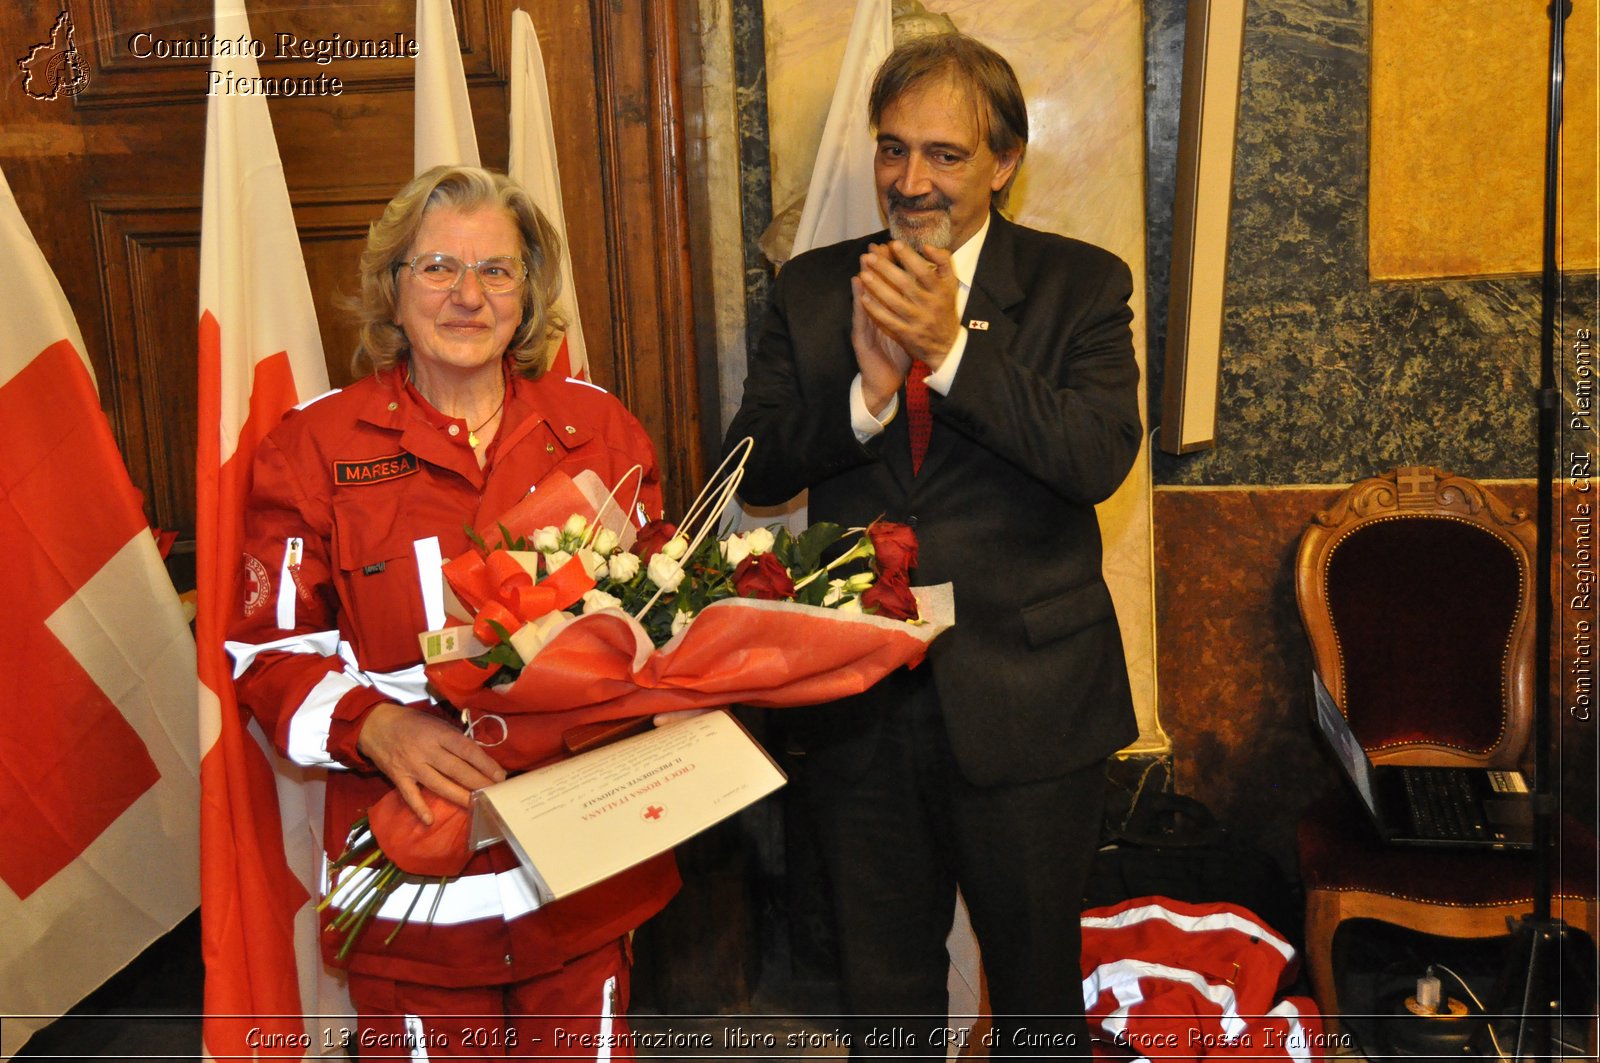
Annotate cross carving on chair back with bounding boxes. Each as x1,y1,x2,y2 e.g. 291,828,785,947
1395,468,1436,507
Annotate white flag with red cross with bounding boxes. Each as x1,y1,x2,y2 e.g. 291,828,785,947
413,0,480,174
508,8,588,380
0,162,199,1057
791,0,893,256
197,0,346,1058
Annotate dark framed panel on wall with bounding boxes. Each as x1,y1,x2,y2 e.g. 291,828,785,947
1159,0,1246,456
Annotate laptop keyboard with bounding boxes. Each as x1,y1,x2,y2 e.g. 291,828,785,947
1403,769,1485,840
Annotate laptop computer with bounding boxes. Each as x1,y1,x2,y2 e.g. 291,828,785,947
1310,670,1534,851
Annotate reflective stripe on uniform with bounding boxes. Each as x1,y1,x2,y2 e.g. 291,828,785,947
229,631,433,767
1084,958,1247,1040
225,629,341,679
284,648,432,768
285,669,361,769
404,1014,429,1063
1265,1000,1313,1063
322,857,546,925
1081,902,1295,962
414,536,445,631
597,975,617,1063
337,641,431,705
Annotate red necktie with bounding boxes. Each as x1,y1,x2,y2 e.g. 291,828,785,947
907,362,932,474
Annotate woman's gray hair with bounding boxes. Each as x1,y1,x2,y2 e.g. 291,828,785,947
351,166,565,377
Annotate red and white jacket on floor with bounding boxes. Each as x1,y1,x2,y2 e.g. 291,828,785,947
226,365,680,987
1081,898,1326,1062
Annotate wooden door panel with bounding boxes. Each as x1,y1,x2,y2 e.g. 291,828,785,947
290,192,400,388
92,201,201,539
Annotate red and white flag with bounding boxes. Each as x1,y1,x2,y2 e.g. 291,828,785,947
413,0,480,173
508,8,588,380
197,0,344,1058
0,163,199,1060
732,0,889,527
790,0,893,257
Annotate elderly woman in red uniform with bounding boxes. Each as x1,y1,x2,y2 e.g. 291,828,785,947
226,165,678,1058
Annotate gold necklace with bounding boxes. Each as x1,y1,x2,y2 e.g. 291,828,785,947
467,390,506,448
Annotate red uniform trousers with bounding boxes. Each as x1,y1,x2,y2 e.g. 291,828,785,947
349,937,638,1061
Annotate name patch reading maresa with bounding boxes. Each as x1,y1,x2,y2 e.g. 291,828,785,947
333,452,420,486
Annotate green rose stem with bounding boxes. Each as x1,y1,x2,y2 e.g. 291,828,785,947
791,536,874,592
319,817,448,960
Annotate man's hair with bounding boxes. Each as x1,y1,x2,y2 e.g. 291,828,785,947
868,33,1028,202
351,165,564,377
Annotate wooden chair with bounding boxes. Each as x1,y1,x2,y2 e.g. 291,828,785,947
1293,466,1596,1024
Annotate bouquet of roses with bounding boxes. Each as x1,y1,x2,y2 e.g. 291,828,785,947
323,442,952,952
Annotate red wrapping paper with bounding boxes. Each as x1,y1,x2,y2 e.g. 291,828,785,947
367,470,952,876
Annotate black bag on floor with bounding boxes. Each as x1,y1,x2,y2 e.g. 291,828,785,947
1083,791,1302,948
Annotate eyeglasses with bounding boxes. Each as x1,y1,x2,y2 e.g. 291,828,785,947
400,252,528,294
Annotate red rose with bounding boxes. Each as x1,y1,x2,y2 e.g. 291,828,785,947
733,552,797,600
861,570,919,621
867,520,919,579
633,520,679,561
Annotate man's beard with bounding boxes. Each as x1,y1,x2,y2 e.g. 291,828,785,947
885,188,954,251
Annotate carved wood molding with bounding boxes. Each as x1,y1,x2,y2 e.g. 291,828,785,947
1312,465,1532,531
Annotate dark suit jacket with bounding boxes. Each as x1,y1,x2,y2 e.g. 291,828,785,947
726,212,1142,786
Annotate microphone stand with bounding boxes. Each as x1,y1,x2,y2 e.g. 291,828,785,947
1473,2,1581,1059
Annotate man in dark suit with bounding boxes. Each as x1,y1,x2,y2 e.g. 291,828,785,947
726,32,1141,1057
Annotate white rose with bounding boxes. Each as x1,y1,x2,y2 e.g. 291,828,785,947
608,551,642,583
545,549,573,573
581,588,622,614
533,526,561,553
563,513,589,537
720,533,751,568
744,527,776,555
671,608,694,636
647,552,684,592
662,535,689,561
592,528,620,556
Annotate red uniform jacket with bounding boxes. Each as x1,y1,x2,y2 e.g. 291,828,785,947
1080,898,1324,1061
227,366,680,987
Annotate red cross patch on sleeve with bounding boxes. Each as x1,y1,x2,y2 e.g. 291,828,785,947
242,553,271,616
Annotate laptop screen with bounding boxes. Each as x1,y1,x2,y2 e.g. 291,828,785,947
1311,670,1377,813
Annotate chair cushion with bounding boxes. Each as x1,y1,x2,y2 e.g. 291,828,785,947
1298,789,1597,905
1327,517,1520,753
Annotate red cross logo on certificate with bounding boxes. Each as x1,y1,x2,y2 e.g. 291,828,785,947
642,805,665,821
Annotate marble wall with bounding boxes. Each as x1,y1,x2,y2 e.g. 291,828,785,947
1150,0,1597,488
